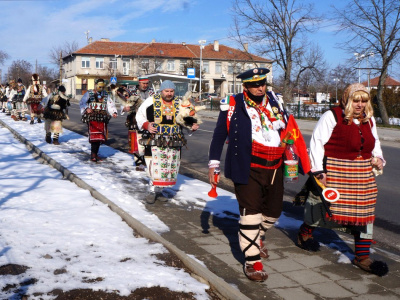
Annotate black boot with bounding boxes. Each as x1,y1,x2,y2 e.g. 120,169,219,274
45,133,52,144
30,119,34,125
37,118,42,123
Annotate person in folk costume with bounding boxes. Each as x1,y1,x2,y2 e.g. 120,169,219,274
136,80,199,204
5,81,15,115
80,78,118,162
295,83,388,276
23,74,48,124
0,84,7,112
9,78,27,121
115,85,145,169
128,76,155,168
43,85,70,145
208,68,290,282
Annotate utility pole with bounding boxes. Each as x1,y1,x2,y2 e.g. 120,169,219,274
59,51,63,86
35,59,38,73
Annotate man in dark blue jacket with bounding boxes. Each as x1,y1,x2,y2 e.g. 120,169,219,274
208,68,288,282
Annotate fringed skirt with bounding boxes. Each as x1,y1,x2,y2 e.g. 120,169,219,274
326,156,377,226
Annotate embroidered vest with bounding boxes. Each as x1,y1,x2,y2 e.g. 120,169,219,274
152,94,181,135
324,106,375,160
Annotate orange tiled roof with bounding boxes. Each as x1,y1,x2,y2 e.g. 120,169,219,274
73,40,270,62
362,76,400,87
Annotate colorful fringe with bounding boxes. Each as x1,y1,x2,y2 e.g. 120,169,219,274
326,156,377,225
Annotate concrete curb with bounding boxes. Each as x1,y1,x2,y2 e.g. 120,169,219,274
0,119,251,300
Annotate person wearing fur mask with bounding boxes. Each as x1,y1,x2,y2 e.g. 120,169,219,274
296,83,388,277
43,85,70,145
23,74,48,124
115,86,146,168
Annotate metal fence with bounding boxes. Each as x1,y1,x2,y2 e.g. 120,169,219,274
285,103,335,120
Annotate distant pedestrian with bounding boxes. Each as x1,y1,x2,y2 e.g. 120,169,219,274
80,78,118,162
208,68,290,282
23,74,48,124
296,83,388,276
10,78,27,121
43,85,70,145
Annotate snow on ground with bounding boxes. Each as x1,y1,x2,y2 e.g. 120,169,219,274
0,114,219,299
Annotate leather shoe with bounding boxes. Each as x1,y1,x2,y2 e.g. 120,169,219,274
244,262,268,282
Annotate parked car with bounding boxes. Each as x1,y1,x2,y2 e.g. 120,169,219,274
201,93,219,100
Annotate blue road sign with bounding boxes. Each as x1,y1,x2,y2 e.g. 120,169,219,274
187,68,195,79
110,76,117,84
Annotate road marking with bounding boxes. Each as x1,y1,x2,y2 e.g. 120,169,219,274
196,129,214,133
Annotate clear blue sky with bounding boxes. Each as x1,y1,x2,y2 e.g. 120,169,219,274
0,0,381,81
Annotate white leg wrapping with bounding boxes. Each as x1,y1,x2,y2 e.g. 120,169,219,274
239,213,262,262
260,215,278,239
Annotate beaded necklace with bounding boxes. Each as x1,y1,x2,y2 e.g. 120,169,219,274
243,91,280,131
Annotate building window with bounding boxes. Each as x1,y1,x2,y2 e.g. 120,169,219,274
155,59,163,72
167,60,175,71
95,58,104,69
179,60,187,73
81,57,90,68
141,58,149,71
123,58,130,75
203,61,209,74
246,63,253,70
229,81,242,94
109,58,117,70
215,61,222,74
229,63,242,75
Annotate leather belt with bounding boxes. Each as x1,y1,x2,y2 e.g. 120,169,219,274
251,155,281,167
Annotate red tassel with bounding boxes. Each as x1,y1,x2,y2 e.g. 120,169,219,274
253,261,263,271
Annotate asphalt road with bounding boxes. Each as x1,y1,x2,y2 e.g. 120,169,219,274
64,102,400,255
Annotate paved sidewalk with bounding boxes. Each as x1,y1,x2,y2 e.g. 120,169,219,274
1,113,400,300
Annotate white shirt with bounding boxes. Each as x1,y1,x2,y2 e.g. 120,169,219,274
310,110,384,172
245,98,284,147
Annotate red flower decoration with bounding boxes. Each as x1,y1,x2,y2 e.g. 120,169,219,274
253,261,263,271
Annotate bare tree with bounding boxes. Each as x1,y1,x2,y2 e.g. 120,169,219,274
49,41,80,66
231,0,322,103
0,50,10,66
334,0,400,124
7,60,33,84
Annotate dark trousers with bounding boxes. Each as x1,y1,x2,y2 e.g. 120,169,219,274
234,166,283,217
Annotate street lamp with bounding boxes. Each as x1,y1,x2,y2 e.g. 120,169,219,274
333,78,339,103
354,52,365,83
365,52,374,92
198,40,206,96
354,52,374,86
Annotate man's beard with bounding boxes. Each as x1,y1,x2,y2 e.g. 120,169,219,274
162,94,174,101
